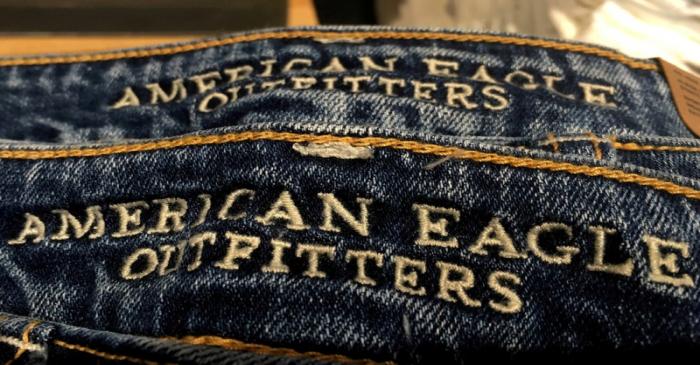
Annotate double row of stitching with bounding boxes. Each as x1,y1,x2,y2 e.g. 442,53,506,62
540,134,700,154
611,139,700,153
0,30,658,71
0,130,698,201
171,335,394,365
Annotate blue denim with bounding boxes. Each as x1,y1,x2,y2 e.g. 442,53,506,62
0,26,698,364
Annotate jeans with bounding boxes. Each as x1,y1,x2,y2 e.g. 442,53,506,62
0,26,697,364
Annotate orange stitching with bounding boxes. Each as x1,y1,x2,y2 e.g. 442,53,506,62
5,320,40,365
53,340,160,365
0,130,699,201
611,139,700,153
546,133,560,153
169,335,394,365
587,132,603,160
539,134,700,154
0,30,658,71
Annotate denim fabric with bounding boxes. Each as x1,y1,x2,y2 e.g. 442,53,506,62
0,26,698,364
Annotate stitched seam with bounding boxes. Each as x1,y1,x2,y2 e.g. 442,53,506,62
537,135,606,146
170,335,394,365
539,135,700,153
0,30,658,71
53,340,160,365
611,140,700,152
4,321,40,365
0,131,698,201
0,336,43,355
546,133,560,153
586,132,603,160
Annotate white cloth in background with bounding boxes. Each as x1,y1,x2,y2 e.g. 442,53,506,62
376,0,700,72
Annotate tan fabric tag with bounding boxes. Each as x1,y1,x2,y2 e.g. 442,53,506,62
658,59,700,136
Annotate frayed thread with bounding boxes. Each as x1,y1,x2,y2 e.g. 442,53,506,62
293,142,374,159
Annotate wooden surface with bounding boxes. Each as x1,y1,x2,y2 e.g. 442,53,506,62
287,0,319,27
0,0,318,57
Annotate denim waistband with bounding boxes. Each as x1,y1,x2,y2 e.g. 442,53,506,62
0,27,698,364
0,26,689,145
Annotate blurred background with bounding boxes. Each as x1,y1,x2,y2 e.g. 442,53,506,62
0,0,697,72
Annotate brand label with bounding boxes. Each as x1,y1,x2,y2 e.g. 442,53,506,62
109,56,618,113
5,189,694,315
658,59,700,136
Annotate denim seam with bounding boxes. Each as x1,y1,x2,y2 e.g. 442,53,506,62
587,132,604,160
537,135,607,146
0,336,43,362
170,335,394,365
6,321,41,365
539,134,700,153
611,138,700,152
546,133,560,153
52,335,392,365
52,340,160,365
0,30,658,71
0,130,697,201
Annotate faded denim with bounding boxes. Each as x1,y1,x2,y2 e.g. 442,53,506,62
0,26,698,364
